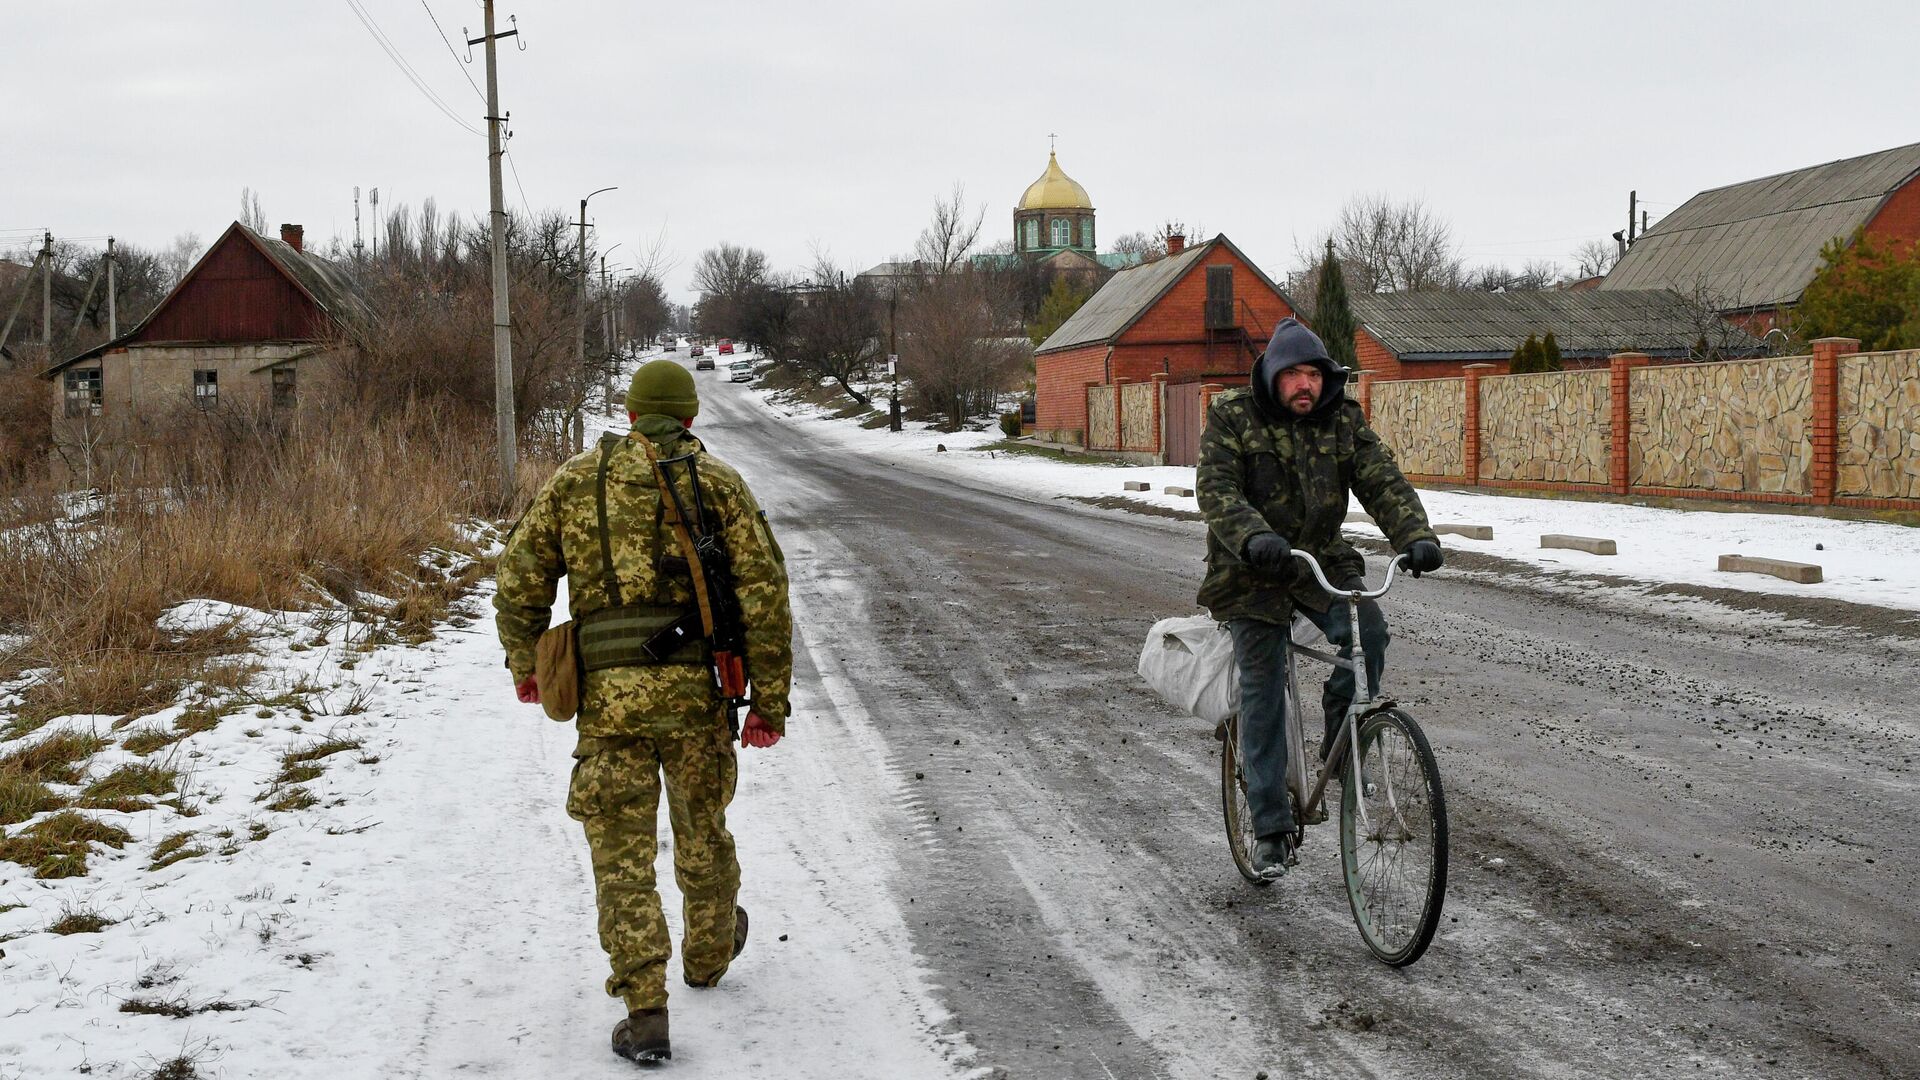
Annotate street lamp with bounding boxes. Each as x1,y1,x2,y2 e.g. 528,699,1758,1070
575,188,616,444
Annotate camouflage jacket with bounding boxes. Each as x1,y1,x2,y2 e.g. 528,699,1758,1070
1196,389,1435,621
494,420,793,736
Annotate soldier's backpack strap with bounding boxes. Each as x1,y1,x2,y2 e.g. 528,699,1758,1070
640,436,719,644
595,433,624,608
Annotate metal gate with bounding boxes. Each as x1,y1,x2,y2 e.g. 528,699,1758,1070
1164,381,1205,467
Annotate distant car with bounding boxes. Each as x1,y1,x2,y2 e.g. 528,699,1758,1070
729,360,753,382
718,339,734,355
695,357,715,371
690,344,705,357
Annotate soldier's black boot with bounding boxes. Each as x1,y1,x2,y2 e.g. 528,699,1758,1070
612,1008,670,1066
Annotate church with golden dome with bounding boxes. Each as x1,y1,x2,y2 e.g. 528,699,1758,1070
1011,147,1138,273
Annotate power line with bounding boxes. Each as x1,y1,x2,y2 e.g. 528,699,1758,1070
343,0,483,137
421,0,487,105
503,147,535,220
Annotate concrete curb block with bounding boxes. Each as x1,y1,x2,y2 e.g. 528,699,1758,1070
1718,554,1823,583
1122,481,1150,492
1435,524,1494,540
1541,533,1617,555
1164,486,1195,498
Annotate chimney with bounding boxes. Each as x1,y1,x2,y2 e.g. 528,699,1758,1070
1166,232,1185,255
280,223,304,252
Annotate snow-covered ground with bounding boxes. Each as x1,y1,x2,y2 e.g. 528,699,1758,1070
0,353,984,1079
743,378,1920,612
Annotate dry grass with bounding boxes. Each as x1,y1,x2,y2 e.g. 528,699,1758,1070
0,765,63,826
0,729,110,784
0,810,133,878
149,830,207,870
46,900,116,935
80,761,178,802
263,787,317,813
122,723,184,756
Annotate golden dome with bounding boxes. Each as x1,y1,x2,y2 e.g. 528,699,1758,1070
1017,152,1092,210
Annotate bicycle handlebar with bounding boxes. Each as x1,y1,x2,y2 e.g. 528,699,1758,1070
1291,548,1409,601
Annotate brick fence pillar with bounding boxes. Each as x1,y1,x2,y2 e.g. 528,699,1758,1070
1199,382,1226,430
1149,372,1168,457
1462,364,1496,485
1809,336,1860,505
1353,370,1372,423
1608,352,1651,495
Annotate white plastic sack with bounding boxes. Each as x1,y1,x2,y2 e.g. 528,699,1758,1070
1138,615,1240,723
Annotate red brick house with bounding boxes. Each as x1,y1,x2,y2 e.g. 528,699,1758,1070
1599,141,1920,332
1032,233,1297,444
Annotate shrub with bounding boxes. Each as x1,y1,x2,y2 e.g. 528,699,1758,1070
999,411,1022,438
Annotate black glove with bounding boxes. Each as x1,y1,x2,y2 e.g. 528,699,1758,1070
1404,539,1443,577
1244,532,1293,570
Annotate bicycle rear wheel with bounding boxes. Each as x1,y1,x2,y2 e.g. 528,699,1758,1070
1219,714,1271,886
1339,707,1448,965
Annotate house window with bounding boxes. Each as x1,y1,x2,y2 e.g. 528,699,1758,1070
1023,218,1039,250
1082,219,1093,249
64,368,103,418
1051,218,1072,247
272,366,297,410
193,369,218,410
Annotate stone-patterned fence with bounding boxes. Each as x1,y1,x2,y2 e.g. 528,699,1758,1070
1630,356,1813,494
1479,369,1611,485
1120,381,1160,452
1086,385,1118,451
1358,338,1919,513
1838,349,1920,499
1369,378,1467,478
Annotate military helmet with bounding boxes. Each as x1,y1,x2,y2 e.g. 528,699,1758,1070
626,359,700,420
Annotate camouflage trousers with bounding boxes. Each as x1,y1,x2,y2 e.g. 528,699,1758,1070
566,725,740,1012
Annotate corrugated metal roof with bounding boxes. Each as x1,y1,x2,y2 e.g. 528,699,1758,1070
1352,288,1761,359
1035,241,1214,353
252,228,374,328
1599,142,1920,310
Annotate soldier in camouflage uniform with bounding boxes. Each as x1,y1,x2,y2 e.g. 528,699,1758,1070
1197,318,1442,877
494,359,792,1065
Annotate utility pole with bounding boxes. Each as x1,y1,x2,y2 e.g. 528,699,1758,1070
354,186,364,265
0,241,46,355
1627,190,1638,248
887,284,902,431
602,257,614,416
370,187,380,261
105,237,117,338
42,231,55,346
471,3,520,503
574,187,614,445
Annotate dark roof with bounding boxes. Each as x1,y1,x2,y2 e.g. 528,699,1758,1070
1599,142,1920,310
43,222,370,376
1036,235,1293,354
1351,288,1763,361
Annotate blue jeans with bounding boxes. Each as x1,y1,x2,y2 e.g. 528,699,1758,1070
1229,600,1389,839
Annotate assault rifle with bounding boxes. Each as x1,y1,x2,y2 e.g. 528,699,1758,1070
653,451,750,738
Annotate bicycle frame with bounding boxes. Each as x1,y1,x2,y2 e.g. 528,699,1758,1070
1288,550,1412,837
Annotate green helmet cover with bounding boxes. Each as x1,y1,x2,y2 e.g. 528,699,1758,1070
625,359,700,419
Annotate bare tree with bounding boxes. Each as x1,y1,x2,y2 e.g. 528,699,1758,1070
1465,259,1564,292
1571,239,1622,280
783,256,882,406
914,183,986,275
691,243,770,338
1295,195,1462,294
239,188,267,233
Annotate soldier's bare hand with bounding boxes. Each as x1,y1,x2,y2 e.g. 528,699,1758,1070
741,712,781,748
516,676,541,704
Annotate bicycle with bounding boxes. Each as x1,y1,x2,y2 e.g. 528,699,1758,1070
1217,549,1449,967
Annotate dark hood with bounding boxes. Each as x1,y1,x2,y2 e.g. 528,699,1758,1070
1251,317,1348,422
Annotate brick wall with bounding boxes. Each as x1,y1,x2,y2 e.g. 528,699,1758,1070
1866,174,1920,244
1034,343,1107,441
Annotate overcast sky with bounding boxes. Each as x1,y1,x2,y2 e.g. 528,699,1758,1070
6,1,1916,303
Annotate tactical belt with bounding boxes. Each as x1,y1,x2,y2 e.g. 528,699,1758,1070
577,434,706,673
576,603,708,672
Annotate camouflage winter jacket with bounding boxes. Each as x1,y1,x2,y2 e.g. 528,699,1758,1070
1196,389,1435,622
494,418,793,736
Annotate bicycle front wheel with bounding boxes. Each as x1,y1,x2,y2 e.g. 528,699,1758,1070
1339,707,1448,965
1220,714,1271,887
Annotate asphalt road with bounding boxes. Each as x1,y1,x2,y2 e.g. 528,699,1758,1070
696,369,1920,1080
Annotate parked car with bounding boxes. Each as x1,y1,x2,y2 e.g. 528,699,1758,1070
718,339,734,355
729,360,754,382
662,338,678,352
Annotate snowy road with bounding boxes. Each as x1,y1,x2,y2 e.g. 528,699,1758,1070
693,368,1920,1080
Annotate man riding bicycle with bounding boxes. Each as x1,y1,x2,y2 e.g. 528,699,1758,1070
1197,318,1443,877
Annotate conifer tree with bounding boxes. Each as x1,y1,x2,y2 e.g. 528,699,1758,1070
1313,238,1359,371
1509,333,1543,373
1539,331,1564,372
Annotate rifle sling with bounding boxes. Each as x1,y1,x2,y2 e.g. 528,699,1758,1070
596,434,623,608
642,440,719,642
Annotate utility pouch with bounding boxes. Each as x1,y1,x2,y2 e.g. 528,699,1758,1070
535,621,581,722
576,604,708,672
